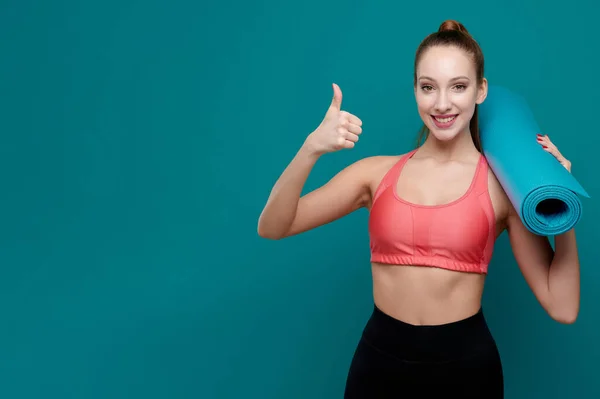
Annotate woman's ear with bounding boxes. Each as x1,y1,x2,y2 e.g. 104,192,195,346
476,78,488,104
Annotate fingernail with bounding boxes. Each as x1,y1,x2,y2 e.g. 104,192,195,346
537,134,542,137
542,145,548,148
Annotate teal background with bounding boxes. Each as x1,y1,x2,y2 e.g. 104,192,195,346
1,0,598,398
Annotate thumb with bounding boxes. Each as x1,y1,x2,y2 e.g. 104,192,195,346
329,83,342,111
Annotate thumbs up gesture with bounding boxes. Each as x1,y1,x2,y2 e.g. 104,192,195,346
305,83,363,155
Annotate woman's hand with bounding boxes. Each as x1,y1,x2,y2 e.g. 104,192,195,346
304,83,363,156
537,134,572,172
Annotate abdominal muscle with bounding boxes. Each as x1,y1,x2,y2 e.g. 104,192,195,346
370,262,486,325
364,154,508,326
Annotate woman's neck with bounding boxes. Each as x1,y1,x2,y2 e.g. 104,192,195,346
417,131,479,162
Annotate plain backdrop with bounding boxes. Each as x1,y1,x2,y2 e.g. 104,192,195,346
0,0,598,398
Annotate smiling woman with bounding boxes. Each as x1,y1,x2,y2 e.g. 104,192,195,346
413,20,486,151
257,18,581,399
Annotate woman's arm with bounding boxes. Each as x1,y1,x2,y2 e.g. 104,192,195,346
257,144,376,240
506,209,580,324
505,134,580,324
258,83,369,239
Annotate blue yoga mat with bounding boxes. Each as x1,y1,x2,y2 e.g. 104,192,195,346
478,85,589,236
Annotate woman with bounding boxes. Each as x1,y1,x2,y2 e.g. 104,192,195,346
257,20,580,397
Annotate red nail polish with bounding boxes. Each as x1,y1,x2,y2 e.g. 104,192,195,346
542,145,548,148
537,134,542,137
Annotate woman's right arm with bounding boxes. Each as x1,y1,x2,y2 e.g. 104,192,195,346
257,143,376,239
257,83,368,239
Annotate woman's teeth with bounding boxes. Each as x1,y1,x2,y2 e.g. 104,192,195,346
434,115,456,123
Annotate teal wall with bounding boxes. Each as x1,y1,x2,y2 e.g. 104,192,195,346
1,0,598,397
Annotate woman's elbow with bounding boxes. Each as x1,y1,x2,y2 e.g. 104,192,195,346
549,307,579,325
257,221,285,240
257,226,282,240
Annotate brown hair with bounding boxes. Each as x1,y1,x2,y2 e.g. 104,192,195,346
413,20,485,151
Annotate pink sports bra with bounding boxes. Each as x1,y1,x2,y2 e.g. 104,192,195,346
368,149,496,274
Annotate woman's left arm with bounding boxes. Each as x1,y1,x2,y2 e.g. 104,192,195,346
506,134,580,324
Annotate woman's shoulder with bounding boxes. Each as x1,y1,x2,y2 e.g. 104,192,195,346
353,153,407,177
350,153,409,199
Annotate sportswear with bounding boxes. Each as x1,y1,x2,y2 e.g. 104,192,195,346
344,305,504,397
368,149,496,274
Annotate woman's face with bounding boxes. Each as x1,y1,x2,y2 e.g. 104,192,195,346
414,45,487,142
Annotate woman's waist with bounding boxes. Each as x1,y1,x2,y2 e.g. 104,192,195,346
371,262,485,325
360,302,495,363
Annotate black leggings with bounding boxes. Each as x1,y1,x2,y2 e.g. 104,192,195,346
344,305,504,398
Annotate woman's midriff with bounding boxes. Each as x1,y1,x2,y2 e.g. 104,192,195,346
371,262,486,326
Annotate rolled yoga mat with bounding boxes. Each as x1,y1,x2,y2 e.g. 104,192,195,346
478,85,590,236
